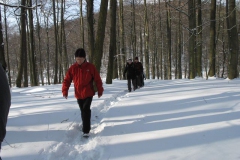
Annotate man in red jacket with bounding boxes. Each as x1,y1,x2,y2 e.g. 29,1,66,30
62,48,104,137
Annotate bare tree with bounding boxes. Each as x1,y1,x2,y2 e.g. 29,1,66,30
0,6,7,70
27,0,38,86
226,0,239,79
119,0,125,79
151,1,157,79
131,0,137,58
60,0,68,75
208,0,216,77
196,0,202,77
43,8,51,85
86,0,94,62
157,0,163,79
93,0,109,72
106,0,117,84
144,0,150,79
35,0,44,85
79,0,85,48
166,0,172,80
4,6,11,86
52,0,59,84
16,0,28,87
188,0,196,79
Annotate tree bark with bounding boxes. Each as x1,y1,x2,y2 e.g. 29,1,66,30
106,0,117,84
28,0,38,86
119,0,125,79
61,0,68,75
35,0,43,85
93,0,109,72
227,0,239,79
196,0,202,77
208,0,216,77
0,7,6,69
86,0,94,62
188,0,196,79
166,1,171,80
79,0,84,48
144,0,150,79
4,6,11,86
53,0,59,84
16,0,28,87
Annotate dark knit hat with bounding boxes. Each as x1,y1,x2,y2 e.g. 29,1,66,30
135,57,138,60
75,48,86,58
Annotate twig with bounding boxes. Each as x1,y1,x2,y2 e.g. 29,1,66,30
4,139,16,148
61,118,69,123
203,97,207,103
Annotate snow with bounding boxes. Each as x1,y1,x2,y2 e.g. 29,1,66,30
1,78,240,160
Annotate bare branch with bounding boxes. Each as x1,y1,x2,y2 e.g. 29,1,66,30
0,2,42,9
166,1,189,17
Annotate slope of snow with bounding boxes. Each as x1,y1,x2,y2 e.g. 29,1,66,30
2,78,240,160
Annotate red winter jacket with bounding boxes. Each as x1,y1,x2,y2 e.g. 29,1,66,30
62,61,104,99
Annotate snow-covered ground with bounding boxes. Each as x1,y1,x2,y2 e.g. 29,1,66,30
1,78,240,160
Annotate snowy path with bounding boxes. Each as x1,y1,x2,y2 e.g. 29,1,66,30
39,81,134,160
2,80,140,160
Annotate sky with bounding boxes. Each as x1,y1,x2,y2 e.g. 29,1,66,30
1,77,240,160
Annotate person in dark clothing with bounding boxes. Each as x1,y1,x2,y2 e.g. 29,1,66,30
134,57,144,88
142,71,146,86
62,48,104,137
0,63,11,159
123,58,137,92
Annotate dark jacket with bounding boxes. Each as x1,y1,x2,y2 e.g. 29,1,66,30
0,64,11,143
62,61,104,99
124,62,136,79
134,61,143,76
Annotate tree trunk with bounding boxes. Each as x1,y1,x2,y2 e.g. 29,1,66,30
151,1,156,79
177,0,182,79
113,32,119,80
188,0,196,79
86,0,94,62
16,0,28,87
221,20,227,78
144,0,150,79
4,6,11,86
119,0,126,79
139,18,143,69
53,0,59,84
166,1,171,80
28,0,38,86
61,0,68,75
227,0,239,79
0,7,6,70
158,0,163,79
44,14,51,85
208,0,216,77
131,0,136,58
196,0,202,77
93,0,109,72
79,0,84,48
106,0,117,84
35,0,44,85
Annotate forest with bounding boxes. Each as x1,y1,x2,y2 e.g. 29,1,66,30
0,0,239,87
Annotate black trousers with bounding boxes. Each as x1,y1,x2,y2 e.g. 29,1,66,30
0,142,1,160
136,75,143,87
77,97,93,134
127,78,136,91
0,64,11,148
